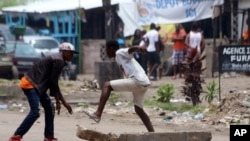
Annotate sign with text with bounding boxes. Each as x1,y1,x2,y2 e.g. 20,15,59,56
135,0,224,25
230,125,250,141
118,0,224,36
218,45,250,72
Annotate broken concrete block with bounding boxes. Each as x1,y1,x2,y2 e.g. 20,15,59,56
76,125,118,141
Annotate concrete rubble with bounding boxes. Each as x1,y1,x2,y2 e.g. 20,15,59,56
76,125,212,141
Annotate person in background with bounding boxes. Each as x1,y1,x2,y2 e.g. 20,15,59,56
156,26,167,79
8,42,77,141
139,30,148,74
132,29,148,74
115,30,126,48
132,29,143,64
185,22,205,57
144,23,160,80
83,39,155,132
242,18,249,45
171,24,186,79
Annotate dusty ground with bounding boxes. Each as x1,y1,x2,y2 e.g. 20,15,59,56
1,73,250,141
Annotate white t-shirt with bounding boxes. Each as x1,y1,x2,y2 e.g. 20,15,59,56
189,31,202,53
143,29,159,52
115,48,150,85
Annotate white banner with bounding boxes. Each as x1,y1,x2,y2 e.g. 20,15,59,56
118,0,224,36
135,0,224,25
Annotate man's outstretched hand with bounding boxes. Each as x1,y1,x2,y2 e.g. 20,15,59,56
56,102,61,115
64,103,73,114
55,102,72,115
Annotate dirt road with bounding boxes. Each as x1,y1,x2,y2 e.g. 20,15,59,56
1,73,248,141
0,109,229,141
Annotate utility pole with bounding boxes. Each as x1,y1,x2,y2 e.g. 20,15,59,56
103,0,112,41
78,0,82,73
101,0,113,61
95,0,122,89
248,8,250,44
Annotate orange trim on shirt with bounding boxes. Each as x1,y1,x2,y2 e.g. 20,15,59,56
19,76,34,89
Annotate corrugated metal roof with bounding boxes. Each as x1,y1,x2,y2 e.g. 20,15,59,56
1,0,133,13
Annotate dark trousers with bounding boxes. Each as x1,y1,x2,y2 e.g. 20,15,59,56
14,88,55,138
134,52,148,74
148,51,160,78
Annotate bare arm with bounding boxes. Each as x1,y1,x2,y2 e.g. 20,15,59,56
200,35,205,53
128,46,147,54
128,38,148,54
184,34,191,49
55,90,72,115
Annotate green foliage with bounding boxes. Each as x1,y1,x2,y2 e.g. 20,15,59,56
0,89,4,95
59,82,73,87
144,99,206,114
108,93,120,104
206,106,217,114
189,106,206,114
0,79,8,84
77,103,89,108
125,101,133,108
154,83,174,103
66,83,73,87
202,80,219,104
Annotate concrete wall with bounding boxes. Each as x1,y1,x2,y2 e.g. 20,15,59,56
203,39,226,77
81,39,105,74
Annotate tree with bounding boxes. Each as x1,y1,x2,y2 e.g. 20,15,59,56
181,47,206,106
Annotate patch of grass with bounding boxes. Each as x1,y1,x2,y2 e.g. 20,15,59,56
154,83,174,103
77,103,89,108
189,105,206,114
108,93,121,104
125,101,133,108
207,106,217,114
65,83,73,87
0,89,4,95
0,79,8,84
59,82,73,87
59,82,65,87
144,99,206,114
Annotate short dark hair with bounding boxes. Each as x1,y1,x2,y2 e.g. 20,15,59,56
141,30,146,35
156,26,161,31
106,40,119,50
150,23,156,29
191,22,199,31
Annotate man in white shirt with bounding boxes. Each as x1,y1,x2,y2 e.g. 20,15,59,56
185,22,205,54
143,23,161,80
84,39,155,132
